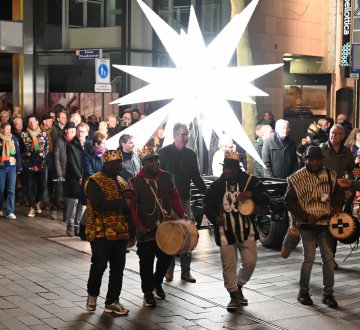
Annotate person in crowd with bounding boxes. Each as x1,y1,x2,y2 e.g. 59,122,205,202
204,150,270,311
79,131,106,240
70,112,82,127
129,147,185,307
254,124,273,177
336,114,352,140
53,122,77,221
131,108,141,124
320,124,354,269
148,127,165,152
158,123,207,283
87,114,99,139
122,112,132,128
262,119,297,179
0,122,22,219
53,110,67,141
21,115,49,217
64,122,89,237
344,128,360,159
0,110,10,124
119,134,141,183
98,121,108,139
309,118,331,146
107,114,122,138
85,149,136,315
212,134,235,177
11,116,25,141
40,114,56,210
48,110,56,121
257,111,275,129
285,146,344,308
11,116,27,205
320,124,354,180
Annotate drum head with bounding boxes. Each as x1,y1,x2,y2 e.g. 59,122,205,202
238,199,255,216
156,221,184,256
328,213,355,240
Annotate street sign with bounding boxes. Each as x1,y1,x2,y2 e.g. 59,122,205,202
95,58,110,84
76,49,102,59
95,83,112,92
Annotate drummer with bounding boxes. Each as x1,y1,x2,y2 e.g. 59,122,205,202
203,150,270,311
128,146,185,307
285,146,344,308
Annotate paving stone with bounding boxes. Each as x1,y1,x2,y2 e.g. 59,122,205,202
16,316,44,326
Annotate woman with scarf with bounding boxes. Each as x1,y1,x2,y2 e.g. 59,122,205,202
79,131,106,240
0,122,22,219
20,115,49,217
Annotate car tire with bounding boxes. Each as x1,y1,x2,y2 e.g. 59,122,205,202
256,210,289,248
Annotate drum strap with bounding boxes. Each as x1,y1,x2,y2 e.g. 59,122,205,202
145,178,168,217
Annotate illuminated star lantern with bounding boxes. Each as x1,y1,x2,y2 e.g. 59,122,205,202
106,0,283,167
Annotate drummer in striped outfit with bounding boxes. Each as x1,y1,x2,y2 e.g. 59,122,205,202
285,146,344,308
203,150,270,311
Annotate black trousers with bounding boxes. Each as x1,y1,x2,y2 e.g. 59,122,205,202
87,238,127,305
25,170,46,208
137,239,172,294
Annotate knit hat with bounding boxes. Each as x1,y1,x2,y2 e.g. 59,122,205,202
304,146,324,159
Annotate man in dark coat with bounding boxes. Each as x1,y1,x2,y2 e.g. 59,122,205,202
64,122,89,236
119,134,141,182
53,122,76,221
262,119,297,178
204,150,270,311
157,123,207,283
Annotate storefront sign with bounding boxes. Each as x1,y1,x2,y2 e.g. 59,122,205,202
341,0,352,66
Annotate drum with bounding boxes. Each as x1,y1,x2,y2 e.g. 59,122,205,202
156,219,199,255
328,213,360,244
238,199,264,216
280,226,301,259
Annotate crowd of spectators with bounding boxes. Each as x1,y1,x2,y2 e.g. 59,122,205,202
0,105,148,239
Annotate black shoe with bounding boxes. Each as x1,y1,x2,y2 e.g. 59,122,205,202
227,291,240,311
153,285,166,299
322,295,338,308
143,292,156,307
74,226,80,237
237,285,248,305
297,292,313,305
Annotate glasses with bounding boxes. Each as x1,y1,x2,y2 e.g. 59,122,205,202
177,133,190,137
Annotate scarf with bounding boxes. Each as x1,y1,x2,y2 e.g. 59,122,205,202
92,144,106,158
0,132,15,163
27,127,42,152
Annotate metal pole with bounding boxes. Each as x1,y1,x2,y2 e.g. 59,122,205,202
355,79,360,127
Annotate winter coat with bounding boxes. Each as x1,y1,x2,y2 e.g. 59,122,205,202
64,138,86,198
262,133,297,179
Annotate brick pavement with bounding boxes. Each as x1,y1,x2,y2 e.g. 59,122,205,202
0,206,359,329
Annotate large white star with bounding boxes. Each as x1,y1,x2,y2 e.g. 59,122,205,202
106,0,283,167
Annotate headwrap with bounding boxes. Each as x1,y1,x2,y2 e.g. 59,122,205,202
0,132,15,163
